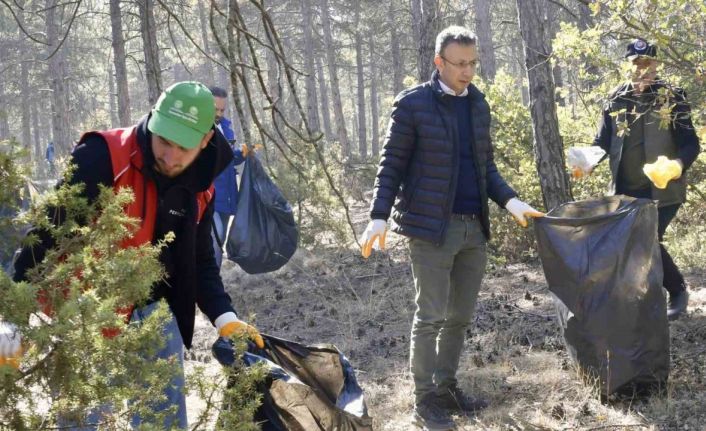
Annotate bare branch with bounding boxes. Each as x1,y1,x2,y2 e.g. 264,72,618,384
0,0,49,45
44,0,82,61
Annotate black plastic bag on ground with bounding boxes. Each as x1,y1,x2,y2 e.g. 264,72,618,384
225,156,298,274
534,196,669,396
213,334,373,430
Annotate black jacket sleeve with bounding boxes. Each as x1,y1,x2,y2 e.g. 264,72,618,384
194,198,236,324
13,137,113,282
369,94,417,220
593,108,613,154
672,90,700,171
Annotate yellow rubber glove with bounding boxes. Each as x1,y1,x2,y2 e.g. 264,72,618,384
643,156,683,189
215,312,264,349
360,219,387,258
0,322,22,369
505,198,545,228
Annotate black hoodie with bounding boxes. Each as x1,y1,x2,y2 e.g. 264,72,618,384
13,114,236,348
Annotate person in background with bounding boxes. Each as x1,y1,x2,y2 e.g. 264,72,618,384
208,85,248,268
577,39,700,321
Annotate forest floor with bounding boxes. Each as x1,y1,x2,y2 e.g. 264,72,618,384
185,206,706,431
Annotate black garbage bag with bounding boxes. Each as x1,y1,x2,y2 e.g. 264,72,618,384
213,334,373,430
534,196,669,396
225,156,298,274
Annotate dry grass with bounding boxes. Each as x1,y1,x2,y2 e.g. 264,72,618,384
185,223,706,430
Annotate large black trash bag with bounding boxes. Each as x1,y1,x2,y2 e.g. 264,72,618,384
225,156,298,274
213,334,373,430
534,196,669,396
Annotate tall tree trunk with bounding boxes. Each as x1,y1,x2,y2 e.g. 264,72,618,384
19,47,31,154
45,0,72,154
139,0,162,105
354,2,366,157
578,1,594,30
266,48,284,144
226,0,252,144
197,0,215,85
320,0,350,155
110,0,131,125
369,34,380,157
17,3,31,155
315,56,333,143
547,2,564,105
31,98,42,161
389,1,404,95
411,0,439,82
516,0,572,210
0,72,9,140
301,0,320,134
473,0,497,81
0,44,9,141
108,63,119,128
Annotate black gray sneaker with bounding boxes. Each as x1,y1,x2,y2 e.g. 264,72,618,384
667,289,689,321
413,394,455,430
437,385,489,414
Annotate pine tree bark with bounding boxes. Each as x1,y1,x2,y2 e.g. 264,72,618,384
389,1,403,95
139,0,162,105
108,64,119,128
411,0,440,82
473,0,497,81
315,56,333,143
32,98,42,161
320,0,350,155
20,46,31,154
354,1,366,157
301,0,320,134
0,70,9,140
226,0,252,144
110,0,131,125
197,0,215,85
516,0,572,210
369,33,379,156
45,0,71,153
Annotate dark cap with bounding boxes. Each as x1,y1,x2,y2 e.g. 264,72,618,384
625,39,657,60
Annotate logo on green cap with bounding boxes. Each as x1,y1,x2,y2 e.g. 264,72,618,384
148,81,215,149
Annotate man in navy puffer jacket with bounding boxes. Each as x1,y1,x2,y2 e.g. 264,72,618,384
360,26,543,430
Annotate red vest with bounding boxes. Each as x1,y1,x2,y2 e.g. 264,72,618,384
96,126,214,245
38,127,214,337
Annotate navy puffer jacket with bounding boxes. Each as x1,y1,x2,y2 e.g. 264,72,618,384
369,71,516,245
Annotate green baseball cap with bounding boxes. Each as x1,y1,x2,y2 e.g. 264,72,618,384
147,81,215,149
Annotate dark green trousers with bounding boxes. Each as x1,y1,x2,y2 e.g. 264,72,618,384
408,217,487,404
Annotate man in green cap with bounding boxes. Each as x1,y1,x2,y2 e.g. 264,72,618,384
8,81,264,429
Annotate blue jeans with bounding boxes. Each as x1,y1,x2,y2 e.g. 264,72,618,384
57,302,187,430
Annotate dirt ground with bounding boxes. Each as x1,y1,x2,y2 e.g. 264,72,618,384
184,225,706,430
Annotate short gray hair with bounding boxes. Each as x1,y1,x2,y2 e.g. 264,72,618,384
435,26,477,56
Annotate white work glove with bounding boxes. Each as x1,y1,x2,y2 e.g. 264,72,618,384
0,321,22,369
215,312,264,349
505,198,545,228
360,219,387,258
567,146,605,179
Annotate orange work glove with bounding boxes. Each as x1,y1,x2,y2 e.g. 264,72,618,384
0,322,22,369
505,198,545,228
215,312,264,348
360,219,387,258
240,144,263,158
